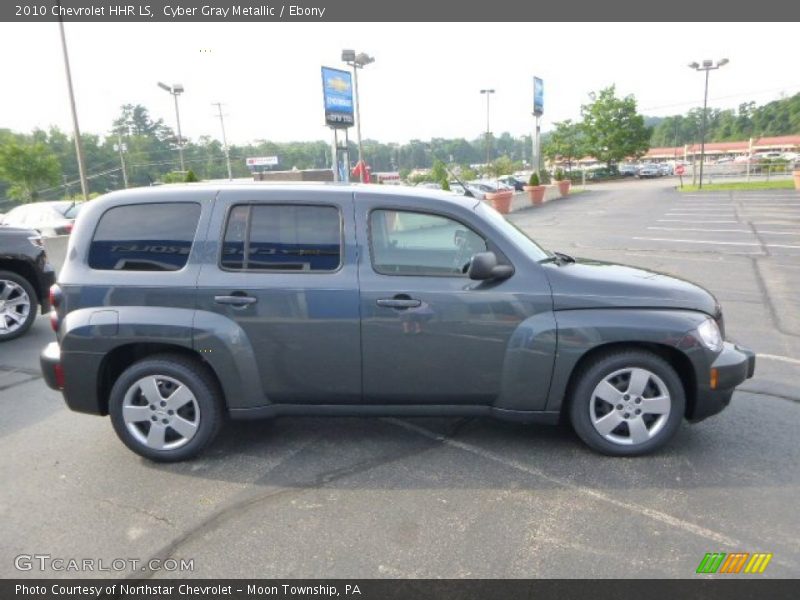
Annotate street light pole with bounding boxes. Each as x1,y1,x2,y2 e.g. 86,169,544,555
688,59,729,189
57,13,89,200
480,89,495,167
212,102,233,180
342,49,375,183
158,82,186,172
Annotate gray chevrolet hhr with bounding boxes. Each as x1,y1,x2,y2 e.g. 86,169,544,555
41,184,755,461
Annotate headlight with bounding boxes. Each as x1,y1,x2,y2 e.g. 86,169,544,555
696,318,723,352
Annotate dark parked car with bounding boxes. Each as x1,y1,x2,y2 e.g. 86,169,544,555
0,226,55,341
41,184,754,461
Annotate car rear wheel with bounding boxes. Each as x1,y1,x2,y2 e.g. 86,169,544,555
109,355,223,462
568,350,685,456
0,270,37,342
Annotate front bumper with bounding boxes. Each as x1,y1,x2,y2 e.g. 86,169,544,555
689,342,755,422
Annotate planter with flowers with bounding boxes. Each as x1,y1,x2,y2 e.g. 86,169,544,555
554,168,571,197
523,172,547,205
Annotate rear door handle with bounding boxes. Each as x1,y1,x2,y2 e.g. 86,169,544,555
214,294,257,306
376,298,421,309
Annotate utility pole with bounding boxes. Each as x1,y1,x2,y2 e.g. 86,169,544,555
57,9,89,200
115,131,129,188
212,102,233,180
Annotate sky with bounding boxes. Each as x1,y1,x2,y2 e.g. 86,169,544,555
1,22,799,146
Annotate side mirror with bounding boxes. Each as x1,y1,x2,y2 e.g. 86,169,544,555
467,252,513,281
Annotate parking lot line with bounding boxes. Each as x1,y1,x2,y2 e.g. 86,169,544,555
757,230,800,235
758,354,800,366
648,227,752,233
657,219,739,224
387,418,741,547
632,237,761,246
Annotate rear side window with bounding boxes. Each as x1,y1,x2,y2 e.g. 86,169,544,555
89,202,201,271
221,204,341,272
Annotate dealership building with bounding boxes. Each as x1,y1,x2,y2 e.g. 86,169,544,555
643,135,800,162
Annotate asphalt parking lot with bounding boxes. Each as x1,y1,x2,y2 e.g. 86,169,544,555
1,178,798,579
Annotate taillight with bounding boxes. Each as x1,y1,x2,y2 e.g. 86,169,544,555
64,222,74,234
50,284,63,332
49,284,62,309
54,363,65,389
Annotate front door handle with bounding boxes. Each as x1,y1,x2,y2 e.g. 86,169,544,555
376,297,421,309
214,294,257,307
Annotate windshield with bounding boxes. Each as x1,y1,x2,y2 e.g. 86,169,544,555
63,203,83,219
475,201,549,261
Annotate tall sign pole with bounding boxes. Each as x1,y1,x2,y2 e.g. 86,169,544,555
532,77,544,177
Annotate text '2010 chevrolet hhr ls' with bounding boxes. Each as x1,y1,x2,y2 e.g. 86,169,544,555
40,184,755,461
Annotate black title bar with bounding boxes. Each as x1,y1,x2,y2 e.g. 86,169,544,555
3,0,799,22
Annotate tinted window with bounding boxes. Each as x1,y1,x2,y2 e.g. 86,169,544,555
221,204,341,272
370,210,486,276
89,202,201,271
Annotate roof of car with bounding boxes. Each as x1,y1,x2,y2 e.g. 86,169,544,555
93,182,483,209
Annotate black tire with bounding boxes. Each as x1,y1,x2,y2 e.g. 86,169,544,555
0,270,38,342
108,354,223,462
568,349,685,456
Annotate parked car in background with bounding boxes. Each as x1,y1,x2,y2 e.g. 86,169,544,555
618,165,638,177
0,226,55,341
450,182,487,200
586,166,620,180
637,164,661,178
658,164,673,176
497,176,526,191
1,201,83,236
41,184,754,461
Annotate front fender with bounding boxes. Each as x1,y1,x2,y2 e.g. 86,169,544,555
545,308,707,413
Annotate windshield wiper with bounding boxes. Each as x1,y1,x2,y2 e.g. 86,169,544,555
539,251,576,265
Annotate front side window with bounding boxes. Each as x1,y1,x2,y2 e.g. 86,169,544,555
88,202,201,271
221,204,341,272
370,209,487,276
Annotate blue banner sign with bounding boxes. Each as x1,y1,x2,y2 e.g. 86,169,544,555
533,76,544,116
322,66,354,128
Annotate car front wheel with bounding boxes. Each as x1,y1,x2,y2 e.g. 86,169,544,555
109,355,223,462
569,350,685,456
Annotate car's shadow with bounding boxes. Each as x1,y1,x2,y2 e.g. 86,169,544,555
135,392,799,494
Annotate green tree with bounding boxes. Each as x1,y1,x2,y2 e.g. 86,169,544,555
581,86,651,166
0,137,60,201
543,119,586,171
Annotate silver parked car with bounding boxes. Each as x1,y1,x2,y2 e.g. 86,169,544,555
1,201,83,236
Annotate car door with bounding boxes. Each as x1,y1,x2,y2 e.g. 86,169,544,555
196,188,362,405
355,192,554,406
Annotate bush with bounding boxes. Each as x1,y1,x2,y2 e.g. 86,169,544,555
528,172,540,186
184,169,199,183
440,178,450,191
554,168,566,181
539,170,552,184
